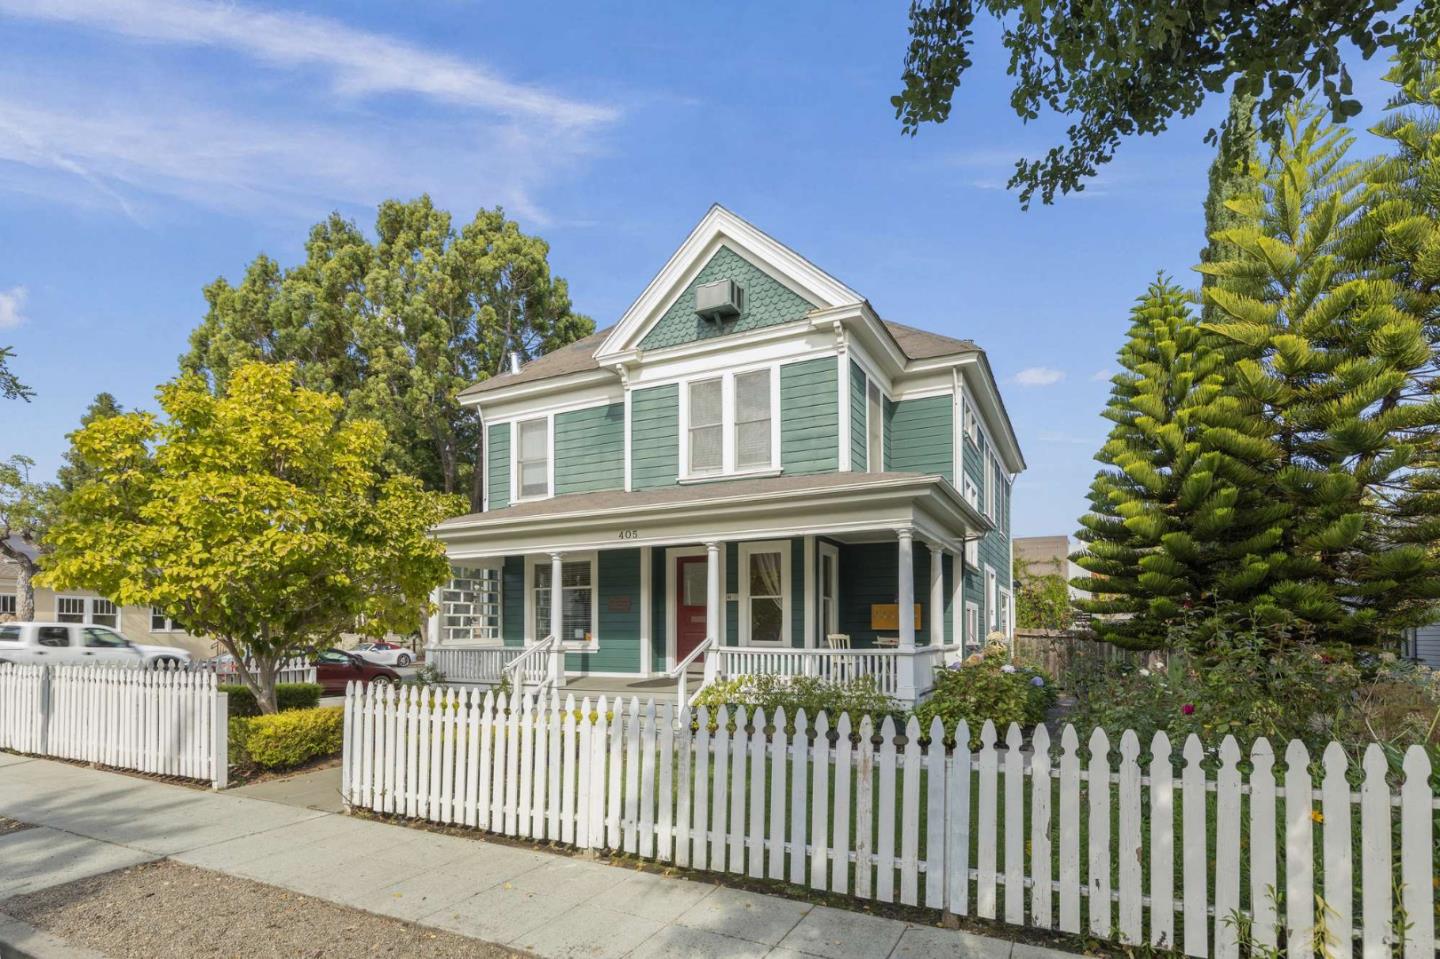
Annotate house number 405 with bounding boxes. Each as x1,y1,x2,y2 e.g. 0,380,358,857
618,529,639,540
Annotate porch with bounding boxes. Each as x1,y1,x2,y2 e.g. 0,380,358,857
426,473,993,705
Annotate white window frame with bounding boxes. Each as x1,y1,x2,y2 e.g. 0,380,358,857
738,539,792,646
965,601,980,650
0,593,15,616
962,476,979,510
964,405,978,444
999,587,1013,638
818,541,840,639
677,363,782,482
985,565,998,633
524,553,599,651
513,416,553,502
149,607,183,633
441,565,504,646
56,595,121,630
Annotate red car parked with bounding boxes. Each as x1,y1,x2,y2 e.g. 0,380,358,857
313,648,400,695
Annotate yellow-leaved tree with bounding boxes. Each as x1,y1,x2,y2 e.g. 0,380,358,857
40,361,463,713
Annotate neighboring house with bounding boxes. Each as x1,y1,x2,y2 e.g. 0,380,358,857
428,206,1023,704
0,544,216,659
1404,625,1440,670
1014,535,1088,601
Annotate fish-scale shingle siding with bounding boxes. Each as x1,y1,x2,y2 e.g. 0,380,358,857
638,245,816,350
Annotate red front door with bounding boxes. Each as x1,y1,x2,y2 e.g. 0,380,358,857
675,555,709,663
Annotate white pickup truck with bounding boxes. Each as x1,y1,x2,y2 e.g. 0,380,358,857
0,621,161,667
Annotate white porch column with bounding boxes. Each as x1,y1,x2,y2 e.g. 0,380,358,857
927,543,944,648
426,585,443,649
896,528,918,702
705,542,722,641
549,552,564,641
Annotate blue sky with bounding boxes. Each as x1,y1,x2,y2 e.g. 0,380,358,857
0,0,1405,537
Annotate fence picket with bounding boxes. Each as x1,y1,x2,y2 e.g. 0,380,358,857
899,716,922,907
624,698,642,854
1213,737,1241,959
1400,746,1434,959
946,719,971,918
976,721,998,919
810,711,832,891
640,700,658,859
675,703,692,868
693,705,710,871
728,706,748,874
1029,724,1052,929
875,715,897,903
1245,738,1277,952
832,712,853,894
657,702,674,862
1117,730,1142,945
789,709,811,887
854,715,874,900
1181,735,1207,957
1360,743,1391,959
924,715,946,911
607,697,624,850
1283,740,1313,959
1321,742,1352,955
1057,724,1081,934
748,707,769,880
1087,727,1112,939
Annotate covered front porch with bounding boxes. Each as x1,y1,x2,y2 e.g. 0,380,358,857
427,473,990,705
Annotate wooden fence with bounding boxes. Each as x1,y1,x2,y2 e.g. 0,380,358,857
196,656,315,686
0,663,228,787
341,684,1437,958
1012,629,1165,689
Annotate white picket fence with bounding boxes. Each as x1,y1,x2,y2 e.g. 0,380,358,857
342,685,1438,958
0,663,228,787
198,656,315,686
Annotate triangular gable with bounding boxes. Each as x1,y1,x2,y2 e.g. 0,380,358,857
595,205,862,361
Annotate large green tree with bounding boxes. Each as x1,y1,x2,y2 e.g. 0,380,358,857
0,456,54,621
1073,279,1281,648
40,362,461,713
1196,106,1440,643
1199,92,1262,324
182,197,593,511
893,0,1434,207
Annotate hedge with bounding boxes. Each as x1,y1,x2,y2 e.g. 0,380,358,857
220,682,322,718
230,706,345,770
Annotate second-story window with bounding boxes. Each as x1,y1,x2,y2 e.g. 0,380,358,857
517,417,549,498
734,369,772,469
688,378,723,474
866,381,882,471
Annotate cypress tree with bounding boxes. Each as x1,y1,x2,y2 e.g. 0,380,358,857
1073,279,1282,648
1198,105,1440,645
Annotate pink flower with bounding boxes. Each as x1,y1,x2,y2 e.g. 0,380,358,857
1181,704,1195,716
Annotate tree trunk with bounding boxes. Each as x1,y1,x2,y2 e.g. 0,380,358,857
218,639,282,715
15,558,35,621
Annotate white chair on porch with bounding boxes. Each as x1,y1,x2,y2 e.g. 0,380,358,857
825,634,854,683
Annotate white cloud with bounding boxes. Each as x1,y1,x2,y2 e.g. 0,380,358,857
0,286,27,329
1013,366,1066,387
0,0,615,128
1091,369,1114,382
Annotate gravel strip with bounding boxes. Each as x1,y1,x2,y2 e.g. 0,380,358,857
3,860,531,959
0,817,32,836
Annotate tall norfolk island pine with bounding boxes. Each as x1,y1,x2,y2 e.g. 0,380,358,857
1073,280,1282,648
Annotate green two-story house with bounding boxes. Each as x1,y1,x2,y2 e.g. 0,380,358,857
427,206,1023,704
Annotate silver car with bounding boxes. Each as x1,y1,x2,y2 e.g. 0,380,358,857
0,622,146,667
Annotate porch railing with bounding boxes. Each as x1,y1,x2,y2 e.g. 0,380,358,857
668,635,716,707
707,643,958,701
502,634,563,696
428,645,528,685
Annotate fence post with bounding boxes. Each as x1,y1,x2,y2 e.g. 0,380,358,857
212,690,229,790
37,664,52,756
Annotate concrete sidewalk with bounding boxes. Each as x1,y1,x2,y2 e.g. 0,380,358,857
0,753,1068,959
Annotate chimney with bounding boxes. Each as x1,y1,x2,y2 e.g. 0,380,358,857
508,352,522,374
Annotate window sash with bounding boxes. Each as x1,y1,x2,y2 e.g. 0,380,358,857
535,560,594,644
688,379,723,474
57,597,86,623
734,370,771,469
516,418,549,498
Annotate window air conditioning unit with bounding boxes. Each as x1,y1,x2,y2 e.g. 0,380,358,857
694,279,744,320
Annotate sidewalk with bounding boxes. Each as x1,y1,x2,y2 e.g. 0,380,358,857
0,753,1068,959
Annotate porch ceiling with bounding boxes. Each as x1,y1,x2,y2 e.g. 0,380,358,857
436,471,989,559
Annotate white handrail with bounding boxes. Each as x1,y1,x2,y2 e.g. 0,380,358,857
669,635,716,707
503,634,558,694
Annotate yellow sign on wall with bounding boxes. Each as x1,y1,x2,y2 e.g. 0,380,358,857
869,604,923,631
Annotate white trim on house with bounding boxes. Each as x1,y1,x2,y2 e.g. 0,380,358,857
56,595,121,630
985,564,998,634
836,335,852,472
522,552,599,651
623,388,634,493
737,539,792,647
965,601,980,650
818,540,840,641
675,360,783,482
802,534,816,648
639,545,652,675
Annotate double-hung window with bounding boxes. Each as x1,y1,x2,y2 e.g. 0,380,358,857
516,418,549,499
535,560,595,645
684,368,775,478
739,541,790,645
0,594,14,617
866,381,883,471
150,608,183,632
688,378,724,475
57,596,119,628
734,370,772,469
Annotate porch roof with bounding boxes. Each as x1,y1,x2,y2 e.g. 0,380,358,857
435,471,990,559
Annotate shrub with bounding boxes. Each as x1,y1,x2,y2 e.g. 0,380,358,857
914,643,1055,747
692,674,902,729
220,682,322,718
230,706,344,770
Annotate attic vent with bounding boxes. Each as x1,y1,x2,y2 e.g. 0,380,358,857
694,279,744,320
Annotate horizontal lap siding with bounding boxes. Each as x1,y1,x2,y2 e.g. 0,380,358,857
849,361,867,471
502,556,525,646
780,358,838,475
488,423,511,510
838,543,937,648
631,385,679,490
888,394,953,483
556,403,624,494
962,430,1009,636
568,549,642,674
651,548,668,673
883,397,895,470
